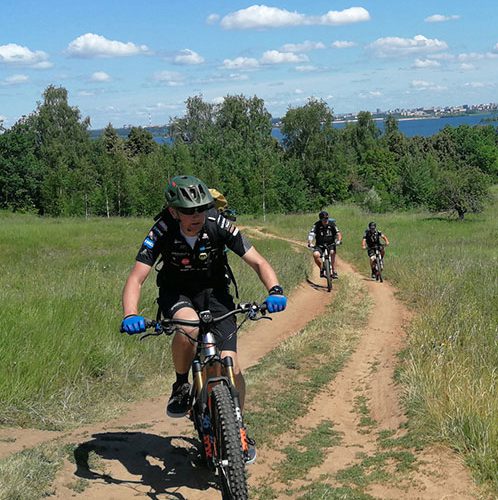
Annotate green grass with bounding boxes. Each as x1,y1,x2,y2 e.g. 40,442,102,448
277,420,342,482
247,190,498,494
0,442,65,500
0,214,308,429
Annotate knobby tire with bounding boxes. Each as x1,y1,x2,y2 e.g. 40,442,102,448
324,257,332,292
211,384,248,500
376,254,383,283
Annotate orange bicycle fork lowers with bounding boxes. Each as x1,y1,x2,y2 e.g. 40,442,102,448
194,356,249,458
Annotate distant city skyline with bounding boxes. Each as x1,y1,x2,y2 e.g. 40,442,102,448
1,1,497,129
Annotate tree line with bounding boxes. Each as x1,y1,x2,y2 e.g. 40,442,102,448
1,85,496,219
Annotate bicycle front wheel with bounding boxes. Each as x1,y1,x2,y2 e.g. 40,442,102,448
324,258,332,292
211,384,248,499
376,254,383,283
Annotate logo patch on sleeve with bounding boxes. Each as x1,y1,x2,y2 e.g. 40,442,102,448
144,237,155,249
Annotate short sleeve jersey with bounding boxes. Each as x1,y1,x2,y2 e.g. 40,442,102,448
309,220,340,246
363,229,383,248
135,211,252,293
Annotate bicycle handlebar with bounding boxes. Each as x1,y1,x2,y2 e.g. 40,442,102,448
135,302,269,338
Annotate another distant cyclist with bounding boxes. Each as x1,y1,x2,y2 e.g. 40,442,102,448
361,221,390,279
307,211,342,279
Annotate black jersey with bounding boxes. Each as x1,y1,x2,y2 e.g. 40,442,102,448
309,220,340,246
136,212,252,293
363,229,383,248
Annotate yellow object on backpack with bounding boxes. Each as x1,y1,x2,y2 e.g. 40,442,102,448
209,188,228,211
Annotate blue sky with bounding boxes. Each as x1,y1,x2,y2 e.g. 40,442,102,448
1,0,497,129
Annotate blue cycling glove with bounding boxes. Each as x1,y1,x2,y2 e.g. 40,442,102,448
265,285,287,313
121,314,146,334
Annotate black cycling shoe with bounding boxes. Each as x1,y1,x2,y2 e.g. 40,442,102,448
245,435,257,465
166,382,191,418
332,271,339,279
371,272,376,279
320,269,325,278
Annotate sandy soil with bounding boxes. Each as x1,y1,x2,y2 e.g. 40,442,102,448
0,232,480,499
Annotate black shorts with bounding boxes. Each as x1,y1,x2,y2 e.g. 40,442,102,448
367,246,384,258
157,288,237,352
314,244,336,256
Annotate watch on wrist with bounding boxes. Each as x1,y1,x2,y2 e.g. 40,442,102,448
268,285,284,296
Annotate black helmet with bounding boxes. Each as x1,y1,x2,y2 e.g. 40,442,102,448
165,175,214,211
319,210,329,220
368,221,377,230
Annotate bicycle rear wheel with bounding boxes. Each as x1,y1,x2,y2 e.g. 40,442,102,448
211,384,248,499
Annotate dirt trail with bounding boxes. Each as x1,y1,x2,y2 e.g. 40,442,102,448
1,231,479,499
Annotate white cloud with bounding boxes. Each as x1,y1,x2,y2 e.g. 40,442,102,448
2,74,29,85
425,14,460,23
33,61,54,69
78,90,95,96
411,79,447,91
368,35,447,57
222,57,259,69
295,65,319,72
281,40,325,53
460,63,475,71
261,50,308,64
359,90,382,98
206,13,220,24
464,81,490,88
91,71,111,82
413,58,440,68
294,88,304,94
495,43,498,52
67,33,149,58
228,73,249,81
457,52,498,61
0,43,50,67
319,7,370,26
331,41,356,49
153,71,185,86
219,5,369,30
174,49,204,65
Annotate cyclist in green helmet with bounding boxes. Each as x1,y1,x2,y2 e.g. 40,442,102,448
121,175,287,464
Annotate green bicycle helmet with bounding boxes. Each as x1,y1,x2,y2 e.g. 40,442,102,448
165,175,214,210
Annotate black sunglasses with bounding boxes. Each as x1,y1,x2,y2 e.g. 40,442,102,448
176,205,208,215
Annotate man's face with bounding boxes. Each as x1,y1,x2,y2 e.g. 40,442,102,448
320,217,328,225
169,207,206,235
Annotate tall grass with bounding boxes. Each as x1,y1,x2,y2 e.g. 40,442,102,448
0,214,308,429
247,193,498,492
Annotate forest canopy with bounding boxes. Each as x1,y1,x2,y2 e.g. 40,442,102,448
1,86,496,219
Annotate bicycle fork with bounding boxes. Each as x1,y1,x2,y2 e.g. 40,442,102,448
224,357,250,457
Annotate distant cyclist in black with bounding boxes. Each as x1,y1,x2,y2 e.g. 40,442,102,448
361,221,390,279
307,210,342,279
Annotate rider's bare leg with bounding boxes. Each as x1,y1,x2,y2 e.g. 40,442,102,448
221,350,245,409
331,251,337,273
312,250,322,270
171,307,198,375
